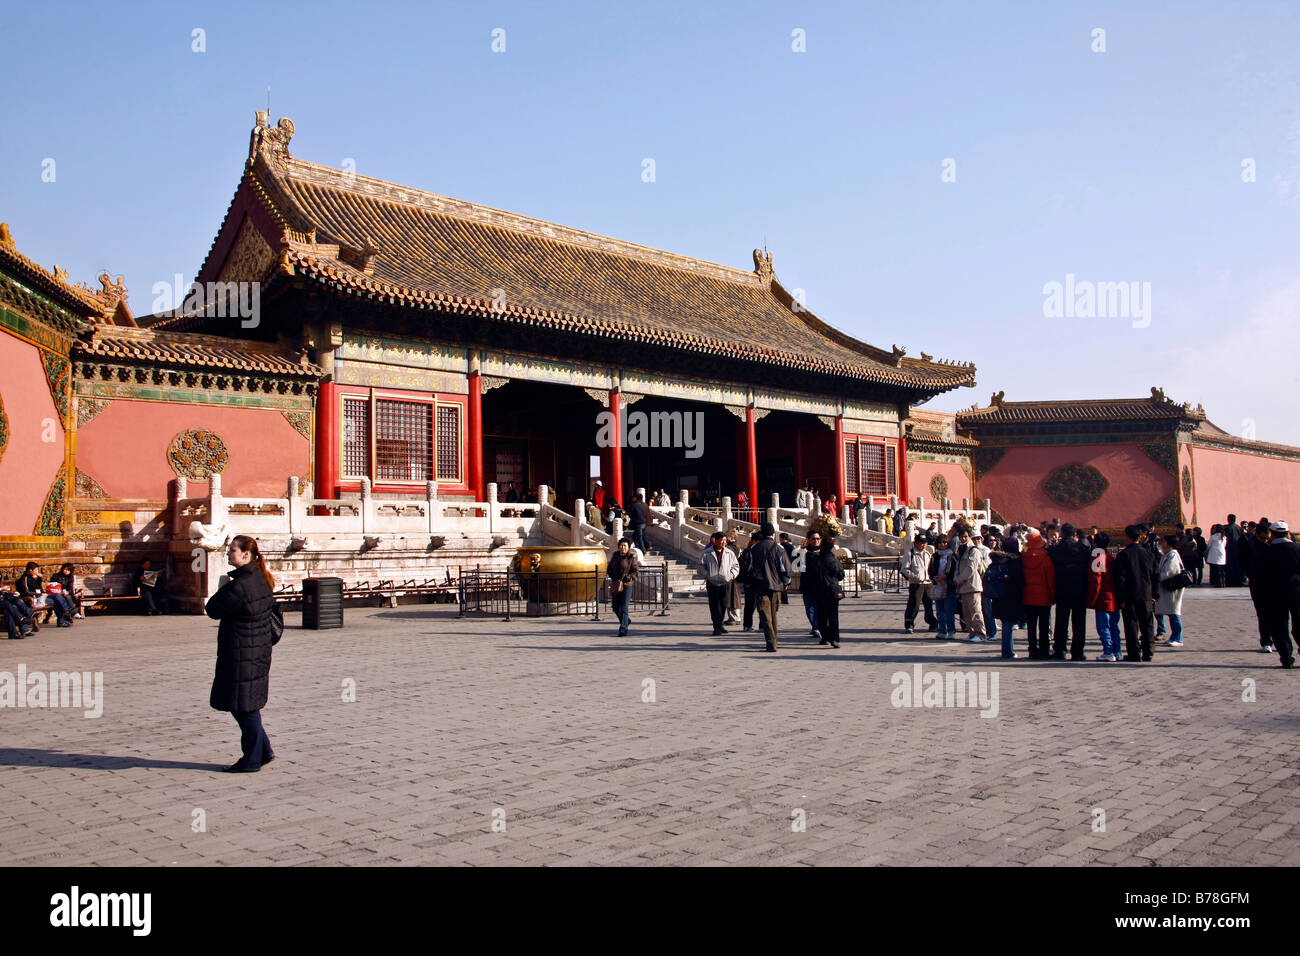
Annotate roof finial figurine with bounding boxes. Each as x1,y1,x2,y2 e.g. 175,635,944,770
991,390,1005,406
890,344,906,366
248,111,295,169
97,272,128,304
0,222,13,249
1151,385,1166,403
752,248,774,282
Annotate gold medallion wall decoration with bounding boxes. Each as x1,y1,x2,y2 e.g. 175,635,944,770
167,428,230,479
0,391,8,467
1042,463,1109,510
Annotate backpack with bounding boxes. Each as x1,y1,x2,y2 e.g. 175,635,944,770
739,547,755,583
984,561,1008,599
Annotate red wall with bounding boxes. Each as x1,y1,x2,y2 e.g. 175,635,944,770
908,459,973,509
0,331,66,535
1191,445,1300,528
976,443,1173,528
76,400,309,499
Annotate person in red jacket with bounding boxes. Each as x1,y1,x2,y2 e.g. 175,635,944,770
1086,531,1121,661
1021,529,1056,659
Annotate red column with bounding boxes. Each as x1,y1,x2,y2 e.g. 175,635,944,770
315,381,339,500
834,415,846,511
609,391,623,506
467,371,483,501
898,436,909,508
746,406,758,518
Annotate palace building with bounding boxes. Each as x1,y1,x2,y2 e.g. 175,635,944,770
149,113,977,514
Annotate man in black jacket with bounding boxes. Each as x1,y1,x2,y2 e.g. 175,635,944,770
750,522,791,652
1260,521,1300,668
1241,520,1276,652
1114,524,1159,661
628,493,650,555
1048,523,1091,660
1225,514,1246,586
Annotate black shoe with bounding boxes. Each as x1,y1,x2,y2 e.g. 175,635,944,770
262,753,276,766
1142,655,1153,662
718,627,729,634
829,641,840,648
617,630,628,636
713,629,724,636
223,761,260,773
818,638,829,645
764,646,776,653
1069,655,1086,662
1122,654,1141,662
1280,661,1294,669
1050,652,1066,660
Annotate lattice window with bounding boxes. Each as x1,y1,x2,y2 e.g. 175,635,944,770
342,398,370,478
436,405,460,481
844,442,859,496
376,399,432,481
860,442,887,496
885,445,898,496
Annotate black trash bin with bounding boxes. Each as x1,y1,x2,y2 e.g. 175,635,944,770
302,577,343,629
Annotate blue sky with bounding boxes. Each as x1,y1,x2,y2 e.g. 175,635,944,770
3,0,1298,440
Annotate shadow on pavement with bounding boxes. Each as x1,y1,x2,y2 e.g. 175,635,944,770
0,749,225,772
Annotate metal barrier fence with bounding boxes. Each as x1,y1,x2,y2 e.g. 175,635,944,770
857,556,904,594
458,565,669,619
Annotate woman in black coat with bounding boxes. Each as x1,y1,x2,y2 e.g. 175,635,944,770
207,534,279,772
806,540,846,648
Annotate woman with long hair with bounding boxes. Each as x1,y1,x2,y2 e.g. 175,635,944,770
206,534,280,772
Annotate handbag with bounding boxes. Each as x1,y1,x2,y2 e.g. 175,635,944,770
270,603,284,644
1162,570,1193,591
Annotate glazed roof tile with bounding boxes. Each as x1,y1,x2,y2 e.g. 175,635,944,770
75,326,322,378
956,391,1206,426
166,116,976,394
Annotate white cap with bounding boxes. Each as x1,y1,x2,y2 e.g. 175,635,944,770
1271,520,1289,533
595,480,602,486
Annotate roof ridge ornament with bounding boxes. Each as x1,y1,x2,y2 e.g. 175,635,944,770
97,272,128,306
991,390,1005,406
889,344,906,366
249,111,295,170
752,248,773,282
1150,385,1167,404
0,222,13,249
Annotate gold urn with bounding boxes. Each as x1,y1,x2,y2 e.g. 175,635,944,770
510,546,608,603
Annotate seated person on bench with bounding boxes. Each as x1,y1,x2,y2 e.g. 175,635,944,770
51,563,83,619
134,559,168,615
1,581,39,638
16,562,74,627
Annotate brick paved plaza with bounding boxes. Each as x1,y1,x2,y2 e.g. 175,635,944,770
1,587,1296,866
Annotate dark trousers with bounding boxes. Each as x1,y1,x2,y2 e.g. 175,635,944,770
1248,583,1272,647
633,525,648,554
1191,561,1204,585
1267,594,1300,667
816,595,840,645
140,587,166,614
232,709,273,768
1025,605,1052,657
706,583,729,634
756,589,781,650
1121,601,1155,660
742,582,759,629
1054,599,1087,658
1209,564,1224,587
611,587,631,635
905,583,936,630
727,580,738,615
3,602,28,639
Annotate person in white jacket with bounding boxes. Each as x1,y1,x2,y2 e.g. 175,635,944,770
900,536,936,634
1155,535,1187,646
1206,524,1227,587
700,532,740,636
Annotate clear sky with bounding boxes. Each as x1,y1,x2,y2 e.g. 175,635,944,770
2,0,1298,441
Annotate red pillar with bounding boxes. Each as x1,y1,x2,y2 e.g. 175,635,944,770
467,371,483,501
746,406,758,517
898,435,909,508
608,390,623,506
315,381,339,500
834,415,846,512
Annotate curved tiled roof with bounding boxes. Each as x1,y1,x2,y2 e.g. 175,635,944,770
170,116,976,394
74,326,322,378
957,392,1206,426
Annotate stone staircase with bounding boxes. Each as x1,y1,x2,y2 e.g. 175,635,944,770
640,547,706,598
